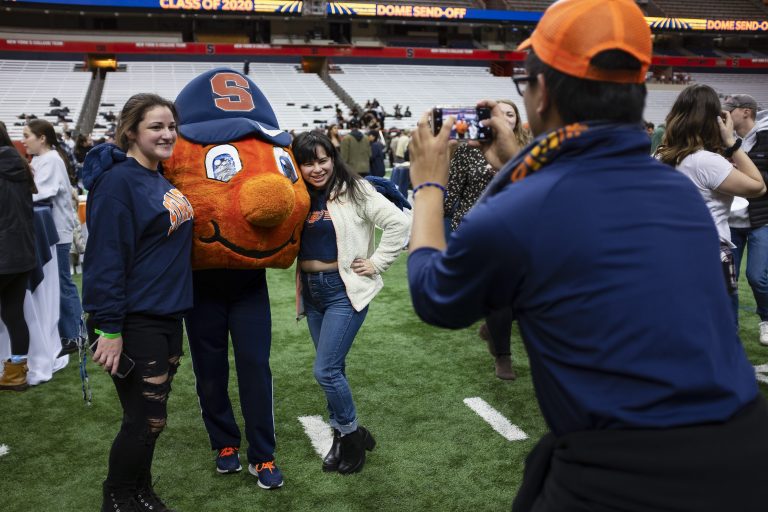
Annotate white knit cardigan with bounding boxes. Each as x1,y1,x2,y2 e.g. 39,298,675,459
296,180,411,315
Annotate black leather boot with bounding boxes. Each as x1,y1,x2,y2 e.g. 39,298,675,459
337,426,376,475
322,429,342,472
134,485,176,512
134,472,177,512
102,482,138,512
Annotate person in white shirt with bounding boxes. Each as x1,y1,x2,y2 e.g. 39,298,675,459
23,119,83,354
656,84,764,326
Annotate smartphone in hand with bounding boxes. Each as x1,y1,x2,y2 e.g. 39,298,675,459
432,106,492,141
89,339,135,378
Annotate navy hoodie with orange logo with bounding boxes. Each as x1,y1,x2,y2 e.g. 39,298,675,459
81,143,193,335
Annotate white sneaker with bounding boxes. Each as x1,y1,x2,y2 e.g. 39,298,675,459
759,321,768,346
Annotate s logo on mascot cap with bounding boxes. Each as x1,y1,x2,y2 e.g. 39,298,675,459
164,68,310,270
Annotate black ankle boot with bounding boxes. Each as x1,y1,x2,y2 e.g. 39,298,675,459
102,482,138,512
134,485,176,512
134,472,176,512
322,429,342,472
337,426,376,475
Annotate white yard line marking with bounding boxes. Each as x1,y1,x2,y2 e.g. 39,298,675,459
298,415,333,458
0,444,8,458
754,363,768,385
463,397,528,441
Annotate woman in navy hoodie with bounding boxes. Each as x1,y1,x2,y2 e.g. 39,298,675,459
82,93,193,512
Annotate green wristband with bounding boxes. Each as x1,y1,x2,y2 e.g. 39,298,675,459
95,329,122,339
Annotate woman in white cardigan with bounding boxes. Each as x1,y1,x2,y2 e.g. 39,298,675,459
292,131,410,475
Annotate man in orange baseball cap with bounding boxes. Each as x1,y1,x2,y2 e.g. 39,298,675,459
407,0,768,510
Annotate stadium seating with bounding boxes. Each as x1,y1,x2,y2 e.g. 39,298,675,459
652,0,768,20
689,72,768,110
0,60,92,140
94,61,343,138
332,64,527,130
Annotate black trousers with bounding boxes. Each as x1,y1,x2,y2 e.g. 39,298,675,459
485,307,513,357
88,313,183,490
513,396,768,512
0,271,31,356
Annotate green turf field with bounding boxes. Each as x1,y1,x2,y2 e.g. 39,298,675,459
2,255,768,511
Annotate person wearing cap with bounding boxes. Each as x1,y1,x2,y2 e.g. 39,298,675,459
81,93,193,512
161,68,311,491
656,84,765,320
406,0,768,510
724,94,768,343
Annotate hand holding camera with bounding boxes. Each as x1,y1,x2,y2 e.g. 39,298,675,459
431,106,492,141
468,100,523,170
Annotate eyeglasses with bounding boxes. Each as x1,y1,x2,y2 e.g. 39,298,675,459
512,75,537,96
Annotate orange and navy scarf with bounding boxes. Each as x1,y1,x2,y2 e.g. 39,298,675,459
482,122,617,201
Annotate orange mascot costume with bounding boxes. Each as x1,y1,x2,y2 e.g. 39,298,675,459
163,68,309,489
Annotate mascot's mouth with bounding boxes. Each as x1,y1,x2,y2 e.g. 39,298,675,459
200,220,298,259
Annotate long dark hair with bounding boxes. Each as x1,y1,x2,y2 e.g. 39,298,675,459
292,131,365,206
26,119,74,182
656,84,724,166
0,121,37,194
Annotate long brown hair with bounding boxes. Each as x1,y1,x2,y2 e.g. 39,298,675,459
0,121,37,194
497,99,531,149
656,84,725,166
26,119,74,183
115,93,177,152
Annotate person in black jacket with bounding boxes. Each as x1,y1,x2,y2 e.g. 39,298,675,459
725,94,768,342
0,121,37,391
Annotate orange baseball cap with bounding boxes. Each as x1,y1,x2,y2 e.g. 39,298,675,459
517,0,652,84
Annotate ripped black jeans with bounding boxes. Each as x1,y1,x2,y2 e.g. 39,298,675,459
101,313,183,491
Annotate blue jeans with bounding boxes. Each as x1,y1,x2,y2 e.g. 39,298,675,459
56,243,82,339
730,225,768,324
301,271,368,435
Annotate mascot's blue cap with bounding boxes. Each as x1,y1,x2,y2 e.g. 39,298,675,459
175,67,291,147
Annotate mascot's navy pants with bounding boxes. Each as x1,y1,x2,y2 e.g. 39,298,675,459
185,269,276,465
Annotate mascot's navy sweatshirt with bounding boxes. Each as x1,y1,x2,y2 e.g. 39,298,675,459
81,144,193,335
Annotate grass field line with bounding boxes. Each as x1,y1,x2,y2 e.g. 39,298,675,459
754,363,768,385
463,397,528,441
0,444,8,458
298,415,333,458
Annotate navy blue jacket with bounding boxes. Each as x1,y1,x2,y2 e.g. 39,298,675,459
369,140,386,177
82,144,193,334
408,124,757,435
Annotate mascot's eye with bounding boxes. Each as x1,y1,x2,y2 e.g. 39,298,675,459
273,147,298,183
205,144,243,183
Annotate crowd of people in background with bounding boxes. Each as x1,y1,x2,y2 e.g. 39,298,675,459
2,1,768,507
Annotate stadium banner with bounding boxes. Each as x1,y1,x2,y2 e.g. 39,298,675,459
2,38,768,69
8,1,768,30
